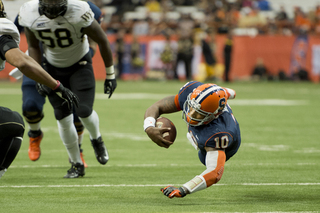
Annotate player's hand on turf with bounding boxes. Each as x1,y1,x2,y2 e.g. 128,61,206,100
54,82,79,110
36,83,51,97
161,186,187,199
104,78,117,98
145,127,173,148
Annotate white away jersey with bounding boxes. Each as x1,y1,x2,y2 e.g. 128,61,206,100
18,0,94,68
0,18,20,71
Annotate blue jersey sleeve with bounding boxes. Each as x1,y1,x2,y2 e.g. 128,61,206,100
87,1,102,23
14,14,24,33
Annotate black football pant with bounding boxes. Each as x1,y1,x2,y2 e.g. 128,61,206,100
43,52,96,120
0,106,25,169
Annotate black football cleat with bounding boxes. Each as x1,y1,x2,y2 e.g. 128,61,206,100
63,163,85,178
91,136,109,165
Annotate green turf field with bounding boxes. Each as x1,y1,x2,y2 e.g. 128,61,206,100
0,80,319,213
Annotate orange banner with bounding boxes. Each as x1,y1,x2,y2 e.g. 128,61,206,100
2,33,320,82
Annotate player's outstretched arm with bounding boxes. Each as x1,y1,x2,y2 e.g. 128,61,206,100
5,47,57,88
5,48,79,110
161,148,226,198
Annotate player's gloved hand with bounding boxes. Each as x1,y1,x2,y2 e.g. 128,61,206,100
161,186,187,199
53,81,79,110
104,78,117,98
36,83,52,97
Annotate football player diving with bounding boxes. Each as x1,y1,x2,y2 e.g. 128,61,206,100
0,0,79,179
144,81,241,198
10,1,104,168
18,0,117,178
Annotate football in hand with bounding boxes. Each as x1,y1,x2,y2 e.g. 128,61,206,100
156,117,177,143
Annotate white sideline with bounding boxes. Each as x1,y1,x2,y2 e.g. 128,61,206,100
1,183,320,188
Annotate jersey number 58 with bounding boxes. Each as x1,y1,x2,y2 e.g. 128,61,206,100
38,29,74,48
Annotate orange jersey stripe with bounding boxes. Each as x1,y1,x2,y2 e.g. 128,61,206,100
174,94,181,111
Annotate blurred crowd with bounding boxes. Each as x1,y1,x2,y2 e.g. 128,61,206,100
90,0,320,36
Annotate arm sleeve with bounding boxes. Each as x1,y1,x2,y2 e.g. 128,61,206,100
182,150,226,194
0,35,19,60
201,150,226,186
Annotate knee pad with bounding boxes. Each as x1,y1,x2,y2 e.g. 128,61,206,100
22,84,45,112
23,111,44,124
54,109,73,121
76,105,92,118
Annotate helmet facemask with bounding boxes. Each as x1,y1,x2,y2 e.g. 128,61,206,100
183,94,216,126
182,84,227,127
39,0,67,19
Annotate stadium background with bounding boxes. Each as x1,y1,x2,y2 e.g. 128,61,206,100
2,0,320,82
1,1,320,212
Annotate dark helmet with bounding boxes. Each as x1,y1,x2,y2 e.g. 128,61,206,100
0,0,7,18
39,0,67,19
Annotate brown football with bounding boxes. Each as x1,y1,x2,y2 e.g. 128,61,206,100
156,117,177,143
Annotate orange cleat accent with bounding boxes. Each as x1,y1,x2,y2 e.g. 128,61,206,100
80,152,88,168
28,133,43,161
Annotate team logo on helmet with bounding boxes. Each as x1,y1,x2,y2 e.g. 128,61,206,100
183,84,227,126
39,0,67,19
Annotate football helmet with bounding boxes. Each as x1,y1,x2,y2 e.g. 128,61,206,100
183,84,227,126
39,0,67,19
0,0,6,18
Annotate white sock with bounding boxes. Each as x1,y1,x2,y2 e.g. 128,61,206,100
57,114,82,164
28,122,41,131
79,110,101,140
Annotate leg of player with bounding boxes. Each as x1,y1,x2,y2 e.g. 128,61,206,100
22,75,45,161
79,110,109,165
57,114,85,178
0,107,25,179
46,89,85,178
69,56,109,165
73,112,87,168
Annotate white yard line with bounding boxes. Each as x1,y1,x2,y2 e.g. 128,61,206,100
0,183,319,188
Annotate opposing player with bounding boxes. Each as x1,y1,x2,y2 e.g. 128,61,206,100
143,81,241,198
19,0,117,178
0,0,78,179
10,1,103,168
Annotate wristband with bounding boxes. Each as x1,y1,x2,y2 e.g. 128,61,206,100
53,80,61,90
143,117,156,131
183,175,207,194
105,65,115,79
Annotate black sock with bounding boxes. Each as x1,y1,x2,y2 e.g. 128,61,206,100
28,130,42,138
